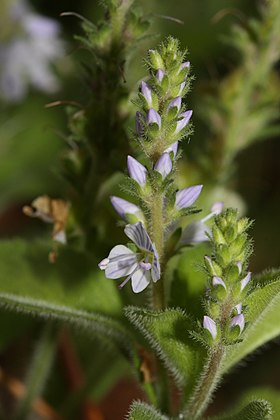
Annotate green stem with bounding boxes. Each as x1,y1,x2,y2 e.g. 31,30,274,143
184,345,224,419
149,192,165,310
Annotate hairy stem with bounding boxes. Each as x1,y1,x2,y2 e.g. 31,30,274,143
184,345,224,419
149,192,165,310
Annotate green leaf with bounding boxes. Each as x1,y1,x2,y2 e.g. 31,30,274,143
213,399,272,420
0,239,132,353
222,276,280,372
125,306,205,390
0,99,63,210
127,401,169,420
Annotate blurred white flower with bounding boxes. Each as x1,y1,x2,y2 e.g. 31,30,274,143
0,0,64,102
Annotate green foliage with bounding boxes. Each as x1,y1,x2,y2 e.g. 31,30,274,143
222,274,280,372
127,401,168,420
0,99,63,210
213,399,273,420
195,0,280,189
125,306,205,391
0,239,134,354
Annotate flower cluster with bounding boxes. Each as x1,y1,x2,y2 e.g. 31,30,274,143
0,0,64,102
98,38,206,293
202,209,253,343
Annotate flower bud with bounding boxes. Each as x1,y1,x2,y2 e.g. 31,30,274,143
147,108,161,128
110,196,143,222
240,272,251,291
140,81,153,108
175,110,193,134
168,96,182,112
164,141,178,156
212,276,227,299
149,49,164,69
230,314,245,334
127,155,147,186
204,256,222,277
154,153,172,179
175,185,202,209
156,69,165,83
203,316,217,340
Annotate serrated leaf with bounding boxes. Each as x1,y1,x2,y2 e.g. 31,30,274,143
0,239,133,353
125,306,205,390
222,277,280,372
127,401,169,420
213,399,272,420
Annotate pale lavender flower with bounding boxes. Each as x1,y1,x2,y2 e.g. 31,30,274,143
241,272,251,291
99,222,160,293
164,142,178,156
175,185,203,209
203,316,217,339
168,96,182,112
180,201,223,245
235,303,242,314
156,69,165,83
175,110,193,134
147,108,161,128
127,156,147,186
212,276,227,290
0,0,64,101
110,196,143,221
230,314,245,333
141,81,153,108
136,111,144,137
154,153,172,178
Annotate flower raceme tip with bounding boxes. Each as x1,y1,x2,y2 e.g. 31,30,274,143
98,222,160,293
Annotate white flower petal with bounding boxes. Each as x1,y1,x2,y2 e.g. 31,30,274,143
131,269,151,293
105,245,138,279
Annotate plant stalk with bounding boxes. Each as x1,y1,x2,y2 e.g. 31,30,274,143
184,345,224,419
